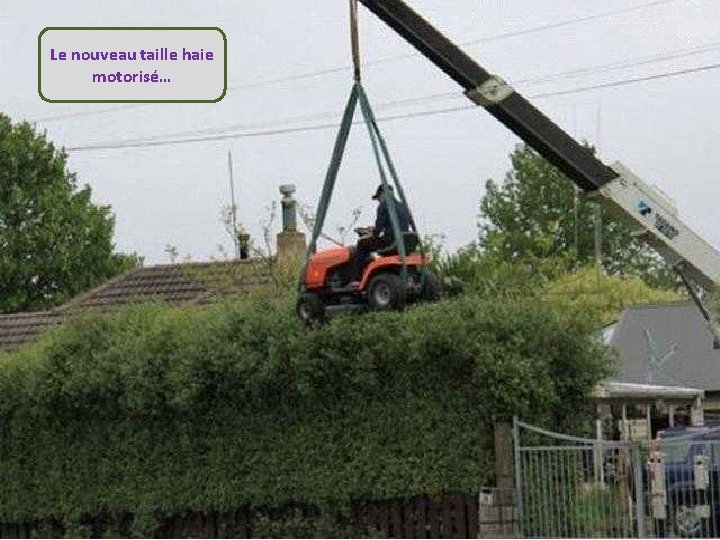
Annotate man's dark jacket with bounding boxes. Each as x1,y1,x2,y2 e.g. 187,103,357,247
374,197,411,238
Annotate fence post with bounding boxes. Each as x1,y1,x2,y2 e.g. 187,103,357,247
477,419,519,538
513,417,523,536
633,442,646,538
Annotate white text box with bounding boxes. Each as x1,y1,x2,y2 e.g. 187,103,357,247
39,28,226,102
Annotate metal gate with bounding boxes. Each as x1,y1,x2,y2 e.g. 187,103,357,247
513,418,720,538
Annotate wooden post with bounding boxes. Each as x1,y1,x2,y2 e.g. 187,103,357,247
494,421,514,500
478,421,517,538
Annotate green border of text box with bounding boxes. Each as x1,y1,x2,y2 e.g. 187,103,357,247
38,27,227,103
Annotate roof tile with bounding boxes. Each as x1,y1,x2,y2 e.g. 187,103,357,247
0,259,272,351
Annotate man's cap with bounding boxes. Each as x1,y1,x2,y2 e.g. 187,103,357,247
371,184,394,200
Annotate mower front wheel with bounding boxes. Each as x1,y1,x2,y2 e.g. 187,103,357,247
296,293,325,325
367,273,403,310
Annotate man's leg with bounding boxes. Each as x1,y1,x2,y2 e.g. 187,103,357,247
350,237,374,284
350,236,395,285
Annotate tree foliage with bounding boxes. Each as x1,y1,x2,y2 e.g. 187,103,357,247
0,114,134,313
431,244,572,299
0,291,608,527
542,267,679,327
478,144,675,288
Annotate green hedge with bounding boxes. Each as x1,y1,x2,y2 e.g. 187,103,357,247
0,291,609,524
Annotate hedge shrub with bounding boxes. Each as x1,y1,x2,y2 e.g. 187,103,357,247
0,290,609,524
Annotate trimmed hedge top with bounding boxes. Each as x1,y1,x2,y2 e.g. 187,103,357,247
0,291,608,522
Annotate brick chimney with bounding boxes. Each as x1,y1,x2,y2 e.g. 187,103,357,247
276,184,306,261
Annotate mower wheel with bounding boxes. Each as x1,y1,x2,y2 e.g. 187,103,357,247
368,273,402,310
420,271,442,302
296,293,325,325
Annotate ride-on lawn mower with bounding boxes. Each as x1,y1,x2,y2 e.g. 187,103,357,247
296,227,441,324
296,3,444,325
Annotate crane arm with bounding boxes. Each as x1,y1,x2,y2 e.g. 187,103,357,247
357,0,720,291
358,0,720,346
357,0,618,191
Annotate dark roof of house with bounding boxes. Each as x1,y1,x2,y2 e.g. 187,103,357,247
605,302,720,391
0,260,272,352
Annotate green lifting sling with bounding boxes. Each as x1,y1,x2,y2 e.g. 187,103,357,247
298,0,423,300
298,80,421,296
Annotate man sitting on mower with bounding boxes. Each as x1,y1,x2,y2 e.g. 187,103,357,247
349,184,412,288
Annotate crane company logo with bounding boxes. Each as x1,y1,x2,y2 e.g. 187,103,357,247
638,201,679,240
655,213,679,240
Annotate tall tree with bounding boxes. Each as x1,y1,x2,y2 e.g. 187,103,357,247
478,144,674,288
0,114,135,313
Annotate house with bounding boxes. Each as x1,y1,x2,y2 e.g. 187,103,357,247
0,260,276,351
0,185,307,352
600,301,720,431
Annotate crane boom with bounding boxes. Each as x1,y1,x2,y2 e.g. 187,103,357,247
357,0,720,345
357,0,720,292
356,0,618,192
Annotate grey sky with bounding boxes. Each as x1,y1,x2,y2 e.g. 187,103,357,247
3,0,720,264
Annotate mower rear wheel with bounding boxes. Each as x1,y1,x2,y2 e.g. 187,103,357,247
420,271,442,302
368,273,402,310
296,293,325,325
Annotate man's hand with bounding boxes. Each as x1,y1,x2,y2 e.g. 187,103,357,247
355,226,375,239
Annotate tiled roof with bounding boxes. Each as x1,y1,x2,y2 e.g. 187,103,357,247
0,311,66,352
0,260,272,352
606,302,720,391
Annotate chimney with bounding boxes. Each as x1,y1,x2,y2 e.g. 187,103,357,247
276,184,306,261
237,232,250,260
280,184,298,232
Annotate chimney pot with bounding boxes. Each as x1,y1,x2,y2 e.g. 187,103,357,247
237,233,251,260
280,184,297,232
276,184,306,261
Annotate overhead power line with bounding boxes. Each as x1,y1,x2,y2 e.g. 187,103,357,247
32,0,677,123
65,61,720,153
531,61,720,99
459,0,677,48
517,40,720,86
58,43,720,147
374,40,720,106
49,39,720,143
30,66,353,123
80,40,720,145
67,107,469,152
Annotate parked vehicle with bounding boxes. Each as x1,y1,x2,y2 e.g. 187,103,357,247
652,427,720,537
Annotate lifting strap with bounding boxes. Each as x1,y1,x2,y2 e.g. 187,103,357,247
299,0,420,296
357,84,411,296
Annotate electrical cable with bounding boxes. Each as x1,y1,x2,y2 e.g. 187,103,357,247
65,61,720,153
31,0,678,123
60,46,720,147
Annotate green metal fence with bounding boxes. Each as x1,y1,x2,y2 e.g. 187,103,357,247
514,418,720,538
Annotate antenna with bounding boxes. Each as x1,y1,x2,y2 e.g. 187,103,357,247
227,150,239,259
644,327,678,384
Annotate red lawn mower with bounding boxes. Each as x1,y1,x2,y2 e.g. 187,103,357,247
297,227,441,324
296,28,443,324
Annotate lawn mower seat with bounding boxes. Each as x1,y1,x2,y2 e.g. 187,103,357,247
375,232,419,256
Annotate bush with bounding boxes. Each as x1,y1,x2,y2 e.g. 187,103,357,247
0,289,609,525
542,267,679,326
